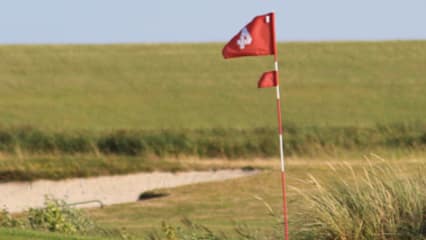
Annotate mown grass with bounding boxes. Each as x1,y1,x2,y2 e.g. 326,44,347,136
0,41,425,130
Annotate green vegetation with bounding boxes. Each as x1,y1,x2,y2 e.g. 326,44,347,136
1,124,426,157
0,155,212,182
0,124,424,181
1,41,425,238
0,41,424,181
0,198,129,240
1,198,95,235
26,198,96,235
0,41,425,130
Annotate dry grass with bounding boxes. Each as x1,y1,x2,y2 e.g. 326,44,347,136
294,160,426,240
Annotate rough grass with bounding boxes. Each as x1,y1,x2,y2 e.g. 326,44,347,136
296,162,426,240
0,124,426,158
0,155,218,182
0,123,424,181
85,158,425,239
1,124,425,157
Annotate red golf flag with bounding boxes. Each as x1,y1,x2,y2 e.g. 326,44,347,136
258,71,278,88
223,12,276,59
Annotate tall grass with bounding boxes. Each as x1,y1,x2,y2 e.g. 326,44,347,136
0,124,424,158
0,124,424,181
296,162,426,240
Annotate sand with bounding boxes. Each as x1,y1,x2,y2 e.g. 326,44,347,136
0,169,258,213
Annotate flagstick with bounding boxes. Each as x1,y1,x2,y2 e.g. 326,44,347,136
271,13,289,240
275,62,289,240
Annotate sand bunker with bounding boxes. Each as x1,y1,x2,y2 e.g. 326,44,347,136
0,169,258,213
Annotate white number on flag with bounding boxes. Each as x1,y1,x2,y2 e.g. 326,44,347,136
237,27,252,50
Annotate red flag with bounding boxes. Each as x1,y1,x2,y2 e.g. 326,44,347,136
258,71,278,88
223,13,276,59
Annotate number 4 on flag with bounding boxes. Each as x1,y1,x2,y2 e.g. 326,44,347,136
237,27,253,49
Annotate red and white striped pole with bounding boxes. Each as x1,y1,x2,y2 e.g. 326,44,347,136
275,60,290,240
271,12,289,240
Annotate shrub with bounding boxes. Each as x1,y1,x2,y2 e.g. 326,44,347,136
0,197,134,239
0,209,23,228
27,197,96,234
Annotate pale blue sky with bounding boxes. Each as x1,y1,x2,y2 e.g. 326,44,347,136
1,0,425,44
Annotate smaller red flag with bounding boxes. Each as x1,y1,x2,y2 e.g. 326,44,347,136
258,71,278,88
223,12,276,59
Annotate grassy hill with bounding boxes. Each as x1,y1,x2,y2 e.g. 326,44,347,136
0,41,425,181
0,41,425,130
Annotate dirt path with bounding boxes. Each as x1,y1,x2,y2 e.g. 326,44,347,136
0,170,258,213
